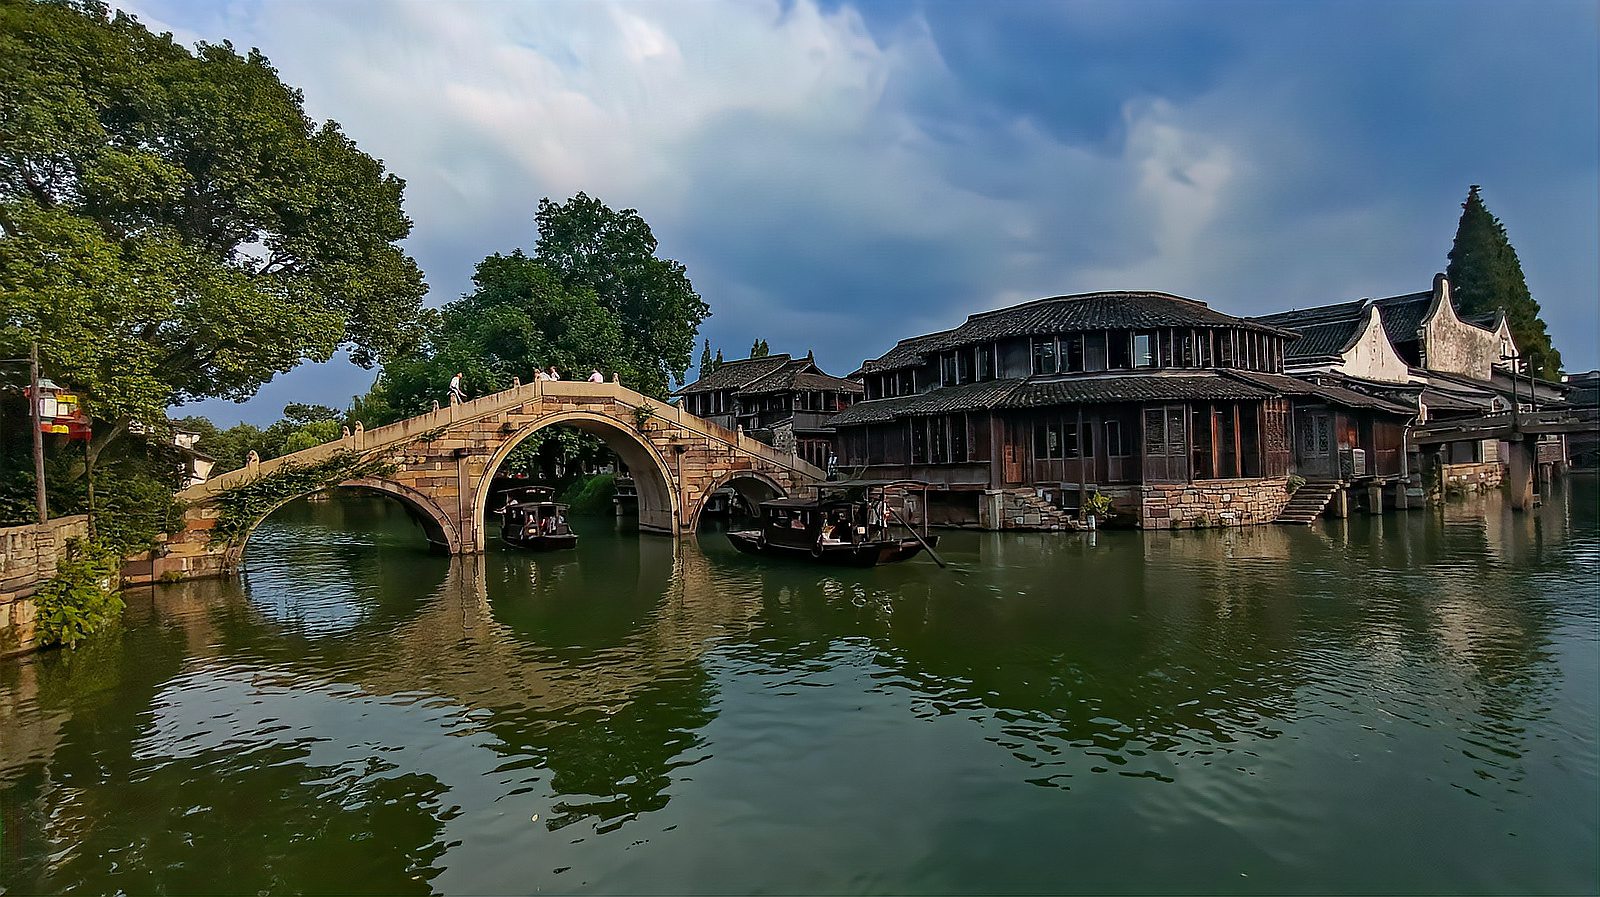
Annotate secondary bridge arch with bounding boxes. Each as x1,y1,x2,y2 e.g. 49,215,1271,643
135,380,824,582
224,477,462,570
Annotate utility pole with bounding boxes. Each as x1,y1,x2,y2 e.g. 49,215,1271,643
29,341,47,524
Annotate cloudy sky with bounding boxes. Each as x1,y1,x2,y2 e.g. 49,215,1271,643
130,0,1600,426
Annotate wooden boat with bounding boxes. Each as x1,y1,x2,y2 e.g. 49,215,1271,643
500,488,577,551
727,490,938,567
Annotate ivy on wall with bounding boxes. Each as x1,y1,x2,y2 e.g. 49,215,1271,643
207,450,400,547
33,539,124,649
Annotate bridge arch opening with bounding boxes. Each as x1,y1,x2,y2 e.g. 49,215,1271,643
476,411,680,549
690,470,789,531
229,477,461,570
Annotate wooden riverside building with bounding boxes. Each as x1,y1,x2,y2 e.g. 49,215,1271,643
828,291,1414,529
674,353,863,469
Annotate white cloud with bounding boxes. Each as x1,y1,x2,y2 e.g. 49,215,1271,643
129,0,1599,425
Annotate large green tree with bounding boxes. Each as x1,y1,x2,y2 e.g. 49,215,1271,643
0,0,428,468
379,252,622,418
533,193,709,398
1446,185,1561,378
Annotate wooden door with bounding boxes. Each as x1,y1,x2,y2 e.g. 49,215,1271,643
1003,442,1022,484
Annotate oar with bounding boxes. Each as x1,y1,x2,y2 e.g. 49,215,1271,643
887,505,947,568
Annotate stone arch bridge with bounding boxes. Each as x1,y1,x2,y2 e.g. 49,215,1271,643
127,380,823,583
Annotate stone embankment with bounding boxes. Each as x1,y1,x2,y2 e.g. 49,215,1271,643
1,515,90,655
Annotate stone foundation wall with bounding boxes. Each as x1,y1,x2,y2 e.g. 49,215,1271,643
1443,461,1503,492
1,515,91,656
1136,478,1292,529
979,489,1078,531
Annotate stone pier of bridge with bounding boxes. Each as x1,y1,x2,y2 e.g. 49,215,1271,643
125,380,823,584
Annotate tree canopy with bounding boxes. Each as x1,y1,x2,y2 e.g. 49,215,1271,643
1446,185,1561,378
534,192,709,398
750,338,770,358
0,0,428,438
376,251,622,418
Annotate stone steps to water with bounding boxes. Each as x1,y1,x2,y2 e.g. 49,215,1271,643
1274,483,1340,525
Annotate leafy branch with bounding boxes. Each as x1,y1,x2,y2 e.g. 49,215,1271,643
207,449,400,547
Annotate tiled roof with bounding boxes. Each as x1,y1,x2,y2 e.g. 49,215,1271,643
1256,290,1435,360
1221,370,1414,414
1006,373,1274,407
825,379,1025,426
857,331,953,375
1254,298,1368,330
858,291,1293,374
675,355,793,395
1281,320,1361,359
742,365,862,395
1371,291,1433,344
829,368,1417,428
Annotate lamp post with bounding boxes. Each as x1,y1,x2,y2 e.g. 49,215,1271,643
29,342,47,524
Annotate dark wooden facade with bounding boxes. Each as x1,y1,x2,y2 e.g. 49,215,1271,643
831,292,1413,501
675,353,863,468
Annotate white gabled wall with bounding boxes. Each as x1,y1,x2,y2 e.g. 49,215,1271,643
1420,276,1514,380
1339,304,1411,383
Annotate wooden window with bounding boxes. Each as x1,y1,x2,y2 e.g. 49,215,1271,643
1166,406,1186,455
1179,331,1196,367
1035,419,1064,460
1109,332,1132,369
1105,419,1126,456
941,353,958,386
1084,332,1108,372
1032,337,1058,375
1134,332,1156,368
1062,334,1084,372
977,344,994,381
1062,419,1081,459
1143,408,1166,455
969,414,991,462
911,419,928,463
1160,330,1175,367
1219,333,1234,368
930,416,949,463
951,414,967,462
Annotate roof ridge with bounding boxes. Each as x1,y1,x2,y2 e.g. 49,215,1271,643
966,290,1211,323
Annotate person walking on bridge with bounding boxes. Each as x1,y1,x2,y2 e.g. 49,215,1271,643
449,372,464,405
588,368,604,383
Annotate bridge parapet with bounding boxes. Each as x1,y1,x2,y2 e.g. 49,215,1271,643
141,380,823,584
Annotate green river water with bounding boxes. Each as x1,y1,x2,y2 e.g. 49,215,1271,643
1,479,1596,894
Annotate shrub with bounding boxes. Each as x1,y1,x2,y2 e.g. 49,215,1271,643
33,539,124,649
1286,474,1307,494
560,473,618,513
1082,491,1115,519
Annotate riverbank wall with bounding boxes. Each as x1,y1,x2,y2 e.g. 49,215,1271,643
0,515,90,656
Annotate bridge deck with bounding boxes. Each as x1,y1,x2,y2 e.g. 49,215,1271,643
1411,410,1593,446
181,379,823,501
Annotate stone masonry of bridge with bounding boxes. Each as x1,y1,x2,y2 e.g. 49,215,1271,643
124,380,823,584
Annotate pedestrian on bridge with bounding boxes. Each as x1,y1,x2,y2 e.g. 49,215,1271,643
547,365,561,381
449,372,464,405
588,369,604,383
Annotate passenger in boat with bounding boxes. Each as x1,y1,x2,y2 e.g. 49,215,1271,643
868,497,888,539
